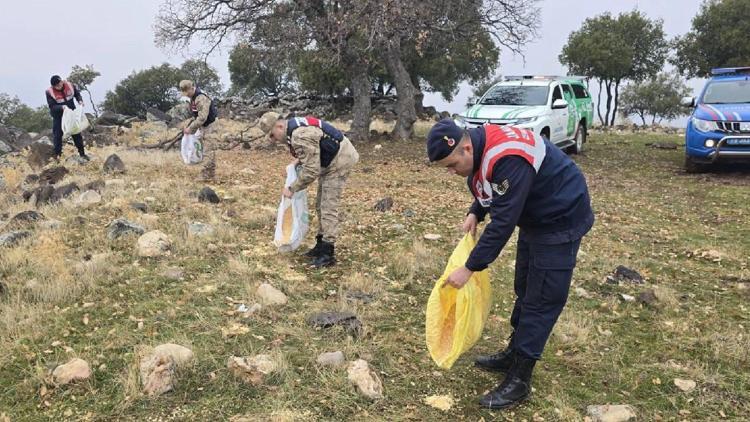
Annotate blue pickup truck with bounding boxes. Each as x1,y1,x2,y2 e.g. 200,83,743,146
682,67,750,172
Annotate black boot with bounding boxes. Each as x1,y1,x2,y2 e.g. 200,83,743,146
311,241,336,268
475,346,515,373
479,352,536,410
305,235,324,258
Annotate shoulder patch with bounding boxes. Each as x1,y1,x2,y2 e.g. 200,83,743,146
491,179,510,196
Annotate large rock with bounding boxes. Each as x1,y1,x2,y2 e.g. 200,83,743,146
167,103,191,122
198,187,221,204
256,283,288,305
347,359,383,400
137,230,172,257
146,108,172,123
586,405,637,422
107,218,146,240
307,311,361,335
50,182,80,203
7,211,45,229
27,142,56,170
39,166,69,185
140,353,176,396
96,111,134,127
82,179,106,193
316,351,345,368
23,185,55,206
152,343,195,367
103,154,126,174
374,197,394,212
74,190,102,208
227,355,279,386
0,231,31,247
52,358,91,385
0,140,12,154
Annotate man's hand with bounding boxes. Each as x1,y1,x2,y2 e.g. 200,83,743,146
282,187,293,199
443,266,474,290
462,213,479,238
183,127,192,135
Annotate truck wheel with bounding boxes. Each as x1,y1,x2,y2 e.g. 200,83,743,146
684,155,709,173
572,124,586,154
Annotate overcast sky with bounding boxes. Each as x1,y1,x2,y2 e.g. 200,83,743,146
0,0,706,117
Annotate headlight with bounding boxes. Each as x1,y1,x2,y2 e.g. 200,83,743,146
692,117,718,133
514,116,539,125
454,116,468,128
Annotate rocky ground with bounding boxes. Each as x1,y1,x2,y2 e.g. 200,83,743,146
0,121,749,421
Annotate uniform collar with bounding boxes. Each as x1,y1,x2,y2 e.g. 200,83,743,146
469,127,485,174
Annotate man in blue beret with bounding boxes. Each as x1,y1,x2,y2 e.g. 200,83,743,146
427,119,594,410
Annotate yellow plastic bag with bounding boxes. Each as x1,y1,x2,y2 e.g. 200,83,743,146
425,234,491,369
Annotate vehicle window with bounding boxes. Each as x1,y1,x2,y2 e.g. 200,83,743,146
479,85,550,106
702,80,750,104
551,85,563,102
562,84,574,99
572,84,590,99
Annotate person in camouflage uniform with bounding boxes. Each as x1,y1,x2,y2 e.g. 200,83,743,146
260,112,359,267
179,80,218,182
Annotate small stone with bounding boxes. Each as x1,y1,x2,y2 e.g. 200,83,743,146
620,294,636,302
307,311,361,336
424,394,454,411
52,358,91,385
140,354,175,396
102,154,126,174
82,179,105,193
39,166,69,185
162,267,184,280
137,230,172,257
130,202,148,213
65,155,89,166
424,233,442,241
222,322,251,337
187,222,215,238
347,359,383,400
227,355,278,386
7,210,45,228
374,197,394,212
256,283,288,305
403,209,416,218
105,179,125,188
0,231,31,248
74,190,102,207
316,351,345,367
50,182,80,203
586,404,637,422
106,219,145,240
575,287,592,299
198,187,221,204
611,266,644,284
674,378,696,392
152,343,194,367
637,289,658,307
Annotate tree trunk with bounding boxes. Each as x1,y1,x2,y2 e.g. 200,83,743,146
85,89,99,117
349,64,371,142
382,37,417,140
414,90,425,117
604,80,613,127
639,112,647,126
610,79,621,127
596,79,605,126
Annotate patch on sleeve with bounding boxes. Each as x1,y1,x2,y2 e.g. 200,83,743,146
491,179,510,196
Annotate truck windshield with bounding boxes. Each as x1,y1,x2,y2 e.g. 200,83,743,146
702,80,750,104
480,86,549,106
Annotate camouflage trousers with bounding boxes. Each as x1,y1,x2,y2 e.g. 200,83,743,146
316,138,359,243
196,126,216,181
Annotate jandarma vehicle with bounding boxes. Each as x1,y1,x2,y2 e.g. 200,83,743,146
681,67,750,172
456,75,594,153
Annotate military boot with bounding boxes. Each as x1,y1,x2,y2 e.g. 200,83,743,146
311,241,336,268
479,352,536,410
475,346,515,373
305,235,324,258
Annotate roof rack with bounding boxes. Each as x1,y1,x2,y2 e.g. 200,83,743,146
502,75,588,82
711,67,750,76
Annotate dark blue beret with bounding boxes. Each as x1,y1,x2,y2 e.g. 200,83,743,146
426,119,465,162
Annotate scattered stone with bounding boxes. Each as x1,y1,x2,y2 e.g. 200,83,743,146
152,343,194,367
0,231,31,247
50,182,80,203
347,359,383,400
222,322,251,337
105,178,125,188
424,394,455,411
82,179,105,193
620,294,636,302
40,219,63,230
27,142,56,170
374,197,394,212
424,233,442,241
74,190,102,207
106,219,145,240
140,353,176,396
637,289,658,307
65,155,89,166
130,202,148,213
606,265,644,284
102,154,126,174
574,287,592,299
96,111,134,127
52,358,91,385
22,173,40,187
162,267,184,280
646,141,679,150
673,378,696,392
403,209,416,218
256,283,288,305
390,224,405,232
187,222,215,238
146,108,172,123
198,187,221,204
39,166,69,185
307,311,361,335
7,210,45,228
316,351,346,367
586,404,637,422
137,230,172,257
345,290,375,304
227,355,278,386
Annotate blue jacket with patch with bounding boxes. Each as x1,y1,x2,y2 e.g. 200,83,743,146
464,127,594,271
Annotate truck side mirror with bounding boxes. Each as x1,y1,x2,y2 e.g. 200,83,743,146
680,96,696,108
552,99,569,109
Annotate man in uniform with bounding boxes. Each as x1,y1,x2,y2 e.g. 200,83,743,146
260,112,359,268
179,80,218,181
46,75,89,161
426,119,594,409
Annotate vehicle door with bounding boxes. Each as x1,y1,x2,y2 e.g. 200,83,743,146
561,84,578,139
549,84,569,143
